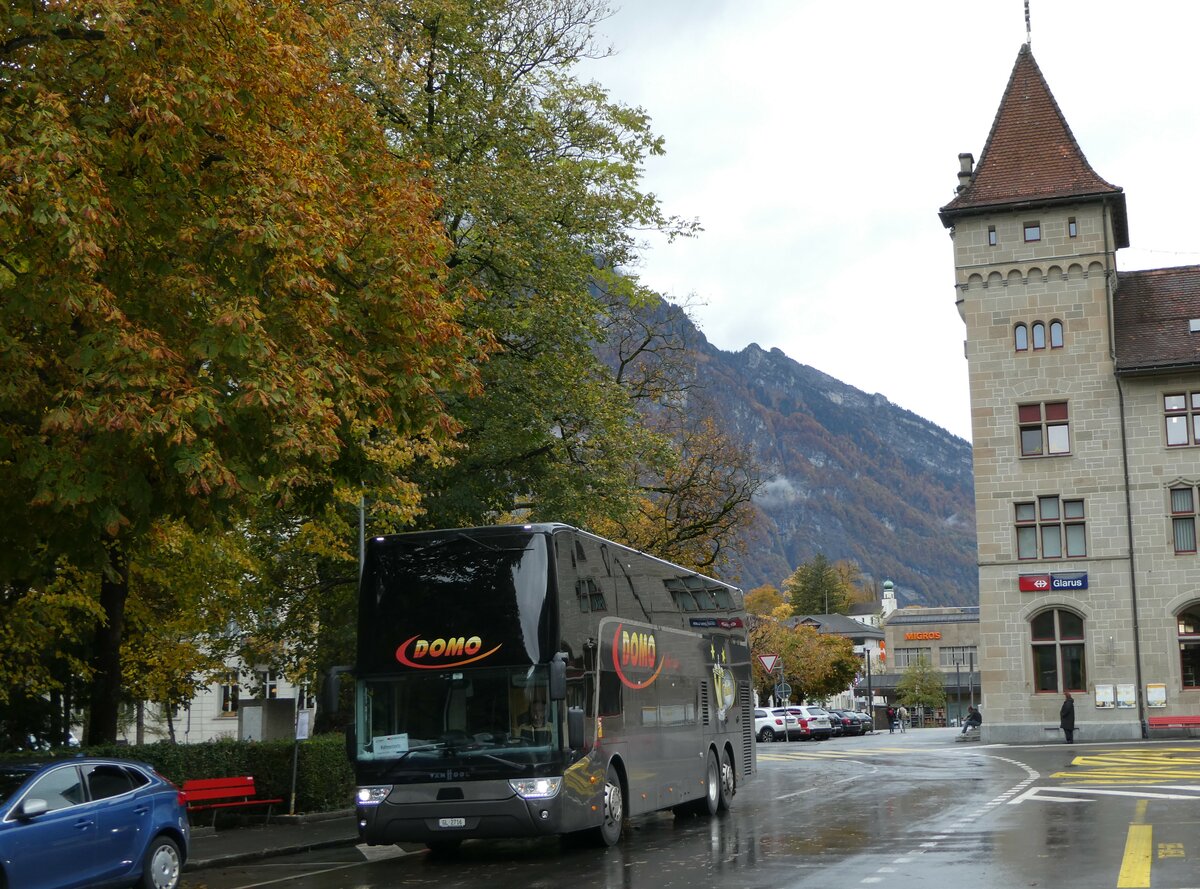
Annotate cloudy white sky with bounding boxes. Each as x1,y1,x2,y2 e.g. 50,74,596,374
578,1,1200,442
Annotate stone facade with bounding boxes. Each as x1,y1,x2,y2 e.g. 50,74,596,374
942,46,1200,743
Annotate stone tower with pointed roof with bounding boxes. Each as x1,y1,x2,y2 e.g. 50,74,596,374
940,44,1200,742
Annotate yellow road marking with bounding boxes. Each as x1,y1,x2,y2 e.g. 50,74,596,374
1117,801,1151,889
1051,747,1200,785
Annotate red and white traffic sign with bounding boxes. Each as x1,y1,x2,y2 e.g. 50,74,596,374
757,654,779,673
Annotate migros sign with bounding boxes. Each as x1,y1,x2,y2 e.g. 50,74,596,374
611,623,665,689
395,634,502,668
904,632,942,640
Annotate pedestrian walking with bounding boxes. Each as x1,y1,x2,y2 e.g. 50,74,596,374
1060,691,1075,744
886,705,897,733
897,705,908,733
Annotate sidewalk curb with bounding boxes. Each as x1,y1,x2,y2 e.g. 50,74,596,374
185,834,361,872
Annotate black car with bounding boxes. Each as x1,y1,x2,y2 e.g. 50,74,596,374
828,709,865,736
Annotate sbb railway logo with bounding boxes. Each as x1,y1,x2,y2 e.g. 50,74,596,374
611,623,664,689
394,634,502,668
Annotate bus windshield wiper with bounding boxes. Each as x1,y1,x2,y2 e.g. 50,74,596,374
384,742,445,765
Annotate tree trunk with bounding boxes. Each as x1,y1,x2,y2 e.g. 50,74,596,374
85,540,128,745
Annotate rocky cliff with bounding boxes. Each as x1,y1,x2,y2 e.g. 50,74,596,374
667,307,977,607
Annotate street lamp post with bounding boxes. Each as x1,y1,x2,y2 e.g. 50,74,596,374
968,651,975,708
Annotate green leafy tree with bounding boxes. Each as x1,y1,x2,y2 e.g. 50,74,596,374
896,655,947,716
345,0,709,533
749,618,860,705
784,554,850,615
0,1,479,743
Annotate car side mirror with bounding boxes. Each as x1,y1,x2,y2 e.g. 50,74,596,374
18,798,48,820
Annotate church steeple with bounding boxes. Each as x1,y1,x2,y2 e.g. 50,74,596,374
939,45,1128,247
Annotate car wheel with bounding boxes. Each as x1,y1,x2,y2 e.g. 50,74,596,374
717,747,735,812
759,727,775,742
140,836,181,889
593,765,624,846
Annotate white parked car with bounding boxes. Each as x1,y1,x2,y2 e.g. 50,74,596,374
786,705,833,740
754,707,793,742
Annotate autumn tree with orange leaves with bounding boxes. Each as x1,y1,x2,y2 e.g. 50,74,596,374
0,1,481,743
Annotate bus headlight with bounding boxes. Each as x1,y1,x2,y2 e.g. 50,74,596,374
357,785,392,805
508,777,562,799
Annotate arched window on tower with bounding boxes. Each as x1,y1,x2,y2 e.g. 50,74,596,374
1050,320,1063,348
1014,324,1028,351
1032,321,1046,350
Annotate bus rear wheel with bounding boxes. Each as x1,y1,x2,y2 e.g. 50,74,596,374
717,747,734,811
593,766,624,847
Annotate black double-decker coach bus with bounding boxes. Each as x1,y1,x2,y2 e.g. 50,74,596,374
349,523,754,852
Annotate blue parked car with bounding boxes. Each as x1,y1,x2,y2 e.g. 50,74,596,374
0,756,189,889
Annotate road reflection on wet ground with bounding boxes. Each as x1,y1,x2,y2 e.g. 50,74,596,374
184,730,1200,889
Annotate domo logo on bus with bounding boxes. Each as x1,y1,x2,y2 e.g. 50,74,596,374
611,623,665,689
395,634,502,668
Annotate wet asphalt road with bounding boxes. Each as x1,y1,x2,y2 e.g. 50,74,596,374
182,727,1200,889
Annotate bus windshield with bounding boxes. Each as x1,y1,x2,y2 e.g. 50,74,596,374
357,665,557,763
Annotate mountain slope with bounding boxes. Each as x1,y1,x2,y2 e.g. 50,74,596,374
671,309,977,606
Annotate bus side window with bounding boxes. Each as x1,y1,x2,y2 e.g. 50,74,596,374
598,669,622,717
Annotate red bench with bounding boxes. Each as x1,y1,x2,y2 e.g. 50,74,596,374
181,776,283,826
1147,715,1200,734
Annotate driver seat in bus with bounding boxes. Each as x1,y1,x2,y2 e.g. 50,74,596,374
514,700,549,741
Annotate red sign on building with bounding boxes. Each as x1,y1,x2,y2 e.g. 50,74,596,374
1018,574,1051,592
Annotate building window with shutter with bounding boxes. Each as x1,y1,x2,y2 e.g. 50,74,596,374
1171,487,1197,554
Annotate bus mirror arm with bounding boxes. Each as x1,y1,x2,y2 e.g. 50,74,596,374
550,652,568,701
567,706,585,750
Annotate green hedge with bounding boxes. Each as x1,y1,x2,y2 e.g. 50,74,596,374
68,734,355,815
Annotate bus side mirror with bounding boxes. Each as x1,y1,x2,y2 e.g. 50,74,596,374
567,706,585,750
550,652,568,701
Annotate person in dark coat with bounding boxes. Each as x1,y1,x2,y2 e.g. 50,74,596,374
1060,691,1076,744
961,705,982,733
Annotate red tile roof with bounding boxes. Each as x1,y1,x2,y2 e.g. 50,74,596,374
939,45,1127,245
1115,267,1200,374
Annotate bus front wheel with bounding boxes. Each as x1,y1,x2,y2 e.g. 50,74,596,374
593,766,624,847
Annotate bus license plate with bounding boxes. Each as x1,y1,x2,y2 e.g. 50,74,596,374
438,818,466,828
